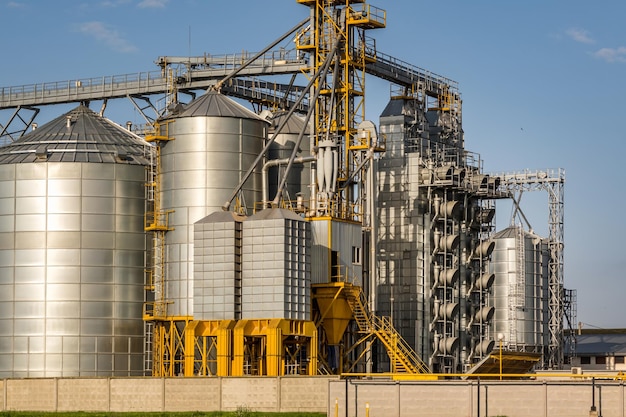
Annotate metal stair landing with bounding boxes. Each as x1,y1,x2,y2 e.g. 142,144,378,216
343,284,431,375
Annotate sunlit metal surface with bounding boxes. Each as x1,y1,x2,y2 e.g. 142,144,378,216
161,91,267,318
0,105,149,377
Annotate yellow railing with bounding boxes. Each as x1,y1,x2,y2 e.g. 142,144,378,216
347,4,386,28
144,119,175,142
345,285,430,374
143,301,171,321
144,209,174,231
350,129,386,151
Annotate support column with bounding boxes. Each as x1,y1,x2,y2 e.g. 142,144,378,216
217,320,234,376
266,321,284,376
232,320,247,376
184,321,199,376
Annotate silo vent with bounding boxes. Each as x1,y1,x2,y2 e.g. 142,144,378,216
115,151,133,162
35,145,48,161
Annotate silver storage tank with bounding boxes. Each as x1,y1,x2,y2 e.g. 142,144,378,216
0,105,150,377
267,112,311,205
161,90,268,318
490,226,550,352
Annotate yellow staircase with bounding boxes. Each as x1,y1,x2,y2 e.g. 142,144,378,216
343,285,431,374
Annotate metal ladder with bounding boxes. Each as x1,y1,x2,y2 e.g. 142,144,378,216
144,321,154,374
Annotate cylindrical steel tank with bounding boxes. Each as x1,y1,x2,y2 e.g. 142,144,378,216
490,226,549,351
267,111,311,204
161,90,268,317
0,105,150,377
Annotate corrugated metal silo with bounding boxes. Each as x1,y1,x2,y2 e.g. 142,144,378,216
0,105,150,377
161,90,268,318
490,226,550,353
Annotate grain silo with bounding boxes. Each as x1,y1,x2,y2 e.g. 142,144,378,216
266,111,312,207
490,225,550,360
160,90,269,318
0,104,150,377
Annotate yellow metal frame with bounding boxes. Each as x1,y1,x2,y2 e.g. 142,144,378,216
143,119,175,317
150,318,317,377
296,0,385,223
145,1,395,379
151,318,191,377
143,120,186,376
312,281,431,376
184,320,235,376
232,319,318,376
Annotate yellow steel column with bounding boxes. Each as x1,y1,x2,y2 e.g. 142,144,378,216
184,321,199,377
152,322,165,376
217,320,234,376
307,321,318,376
266,319,284,376
232,320,247,376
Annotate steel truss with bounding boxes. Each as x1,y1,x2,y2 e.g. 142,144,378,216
494,168,567,369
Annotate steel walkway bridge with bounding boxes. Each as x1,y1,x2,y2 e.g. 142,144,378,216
1,48,458,144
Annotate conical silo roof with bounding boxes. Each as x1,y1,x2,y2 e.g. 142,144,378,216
177,89,267,121
491,226,519,239
269,111,307,134
492,225,543,240
0,104,150,165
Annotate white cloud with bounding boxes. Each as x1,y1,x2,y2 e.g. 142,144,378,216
138,0,168,8
77,21,137,53
593,47,626,63
7,1,26,8
565,28,594,44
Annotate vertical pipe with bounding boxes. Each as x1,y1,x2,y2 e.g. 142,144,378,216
368,154,377,327
498,335,503,380
345,379,348,417
397,381,401,417
591,377,596,413
477,377,480,417
354,382,358,417
484,385,488,417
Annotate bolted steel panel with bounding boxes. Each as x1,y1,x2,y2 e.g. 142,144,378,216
0,105,149,377
161,96,267,317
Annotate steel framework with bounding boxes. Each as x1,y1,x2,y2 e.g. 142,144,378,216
0,27,455,146
495,168,566,369
3,0,559,377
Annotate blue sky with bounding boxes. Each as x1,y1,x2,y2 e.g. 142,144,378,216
2,0,626,329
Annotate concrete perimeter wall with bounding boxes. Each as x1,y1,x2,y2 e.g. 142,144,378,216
1,376,336,413
330,379,626,417
4,376,626,416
